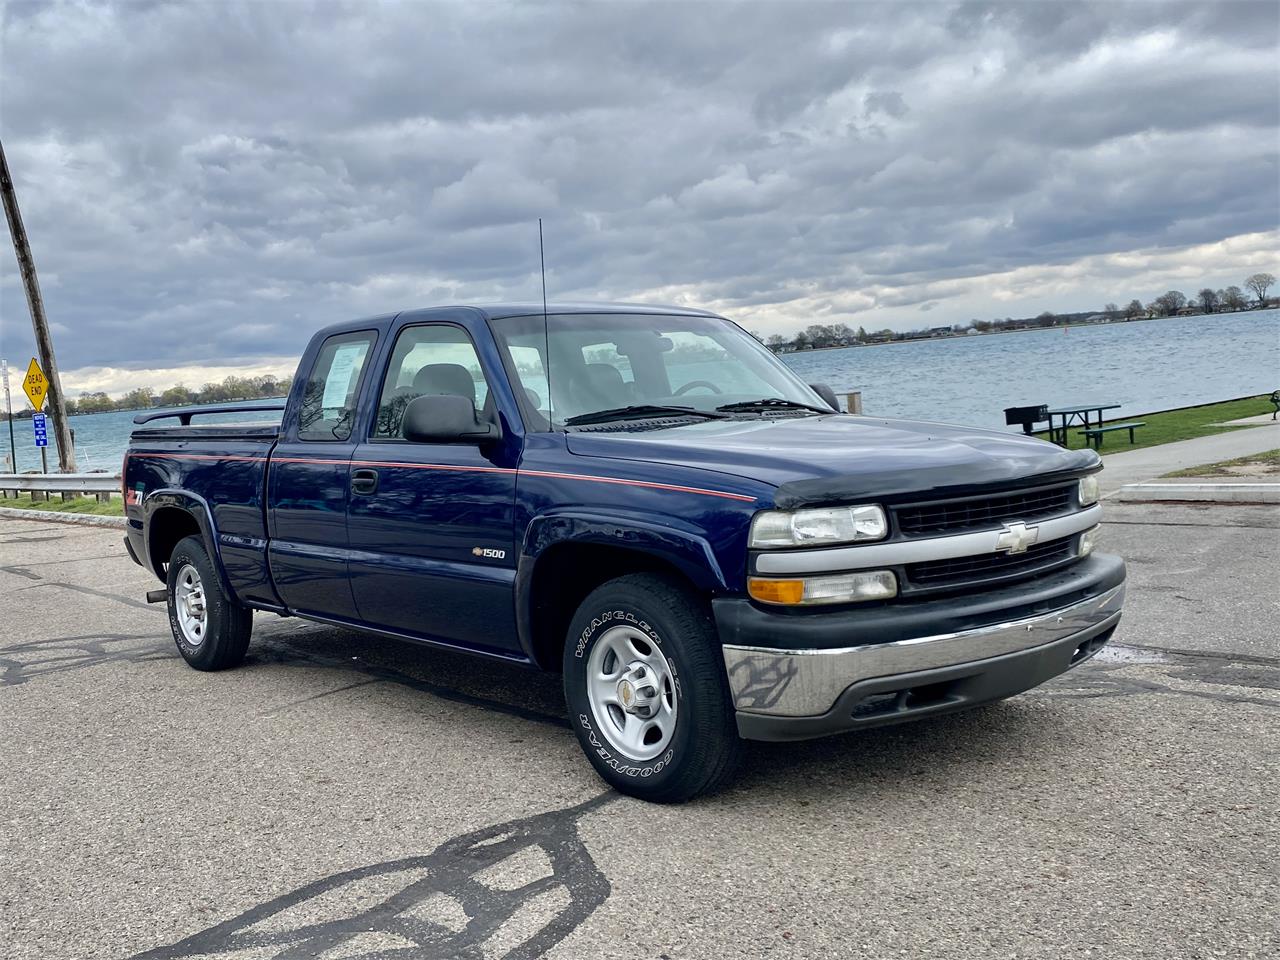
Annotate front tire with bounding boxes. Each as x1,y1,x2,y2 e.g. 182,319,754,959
166,535,252,671
563,573,744,803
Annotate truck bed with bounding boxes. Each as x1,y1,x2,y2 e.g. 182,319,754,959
125,413,283,609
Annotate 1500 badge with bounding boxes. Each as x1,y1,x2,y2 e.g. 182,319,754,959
472,547,506,559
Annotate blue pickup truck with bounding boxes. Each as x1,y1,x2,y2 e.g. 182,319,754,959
123,303,1125,802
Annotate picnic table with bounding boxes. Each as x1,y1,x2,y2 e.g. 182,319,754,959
1046,403,1121,446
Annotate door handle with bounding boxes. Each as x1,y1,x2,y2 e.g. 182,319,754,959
351,468,379,496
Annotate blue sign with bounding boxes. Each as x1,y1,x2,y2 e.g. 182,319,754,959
32,412,48,448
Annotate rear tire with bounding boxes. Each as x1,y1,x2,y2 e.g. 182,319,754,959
166,535,252,671
563,573,744,803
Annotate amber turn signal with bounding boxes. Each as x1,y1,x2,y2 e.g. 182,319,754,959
747,577,806,604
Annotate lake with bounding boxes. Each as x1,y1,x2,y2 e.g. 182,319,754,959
3,398,288,475
783,309,1279,425
5,309,1277,474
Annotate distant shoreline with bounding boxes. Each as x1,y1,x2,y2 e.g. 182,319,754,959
773,306,1275,355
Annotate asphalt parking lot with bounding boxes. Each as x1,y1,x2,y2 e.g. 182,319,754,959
2,501,1277,960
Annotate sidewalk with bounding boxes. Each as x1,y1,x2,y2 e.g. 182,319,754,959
1099,421,1279,503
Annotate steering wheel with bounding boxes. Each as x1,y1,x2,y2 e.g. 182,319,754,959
673,380,723,396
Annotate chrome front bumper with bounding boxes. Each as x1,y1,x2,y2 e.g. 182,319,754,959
722,582,1125,721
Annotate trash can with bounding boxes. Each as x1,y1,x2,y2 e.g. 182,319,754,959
1004,404,1048,434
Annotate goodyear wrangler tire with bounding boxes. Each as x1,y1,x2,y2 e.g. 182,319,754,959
563,573,744,803
166,535,253,671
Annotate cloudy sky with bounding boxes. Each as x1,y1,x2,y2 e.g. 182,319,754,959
1,0,1277,398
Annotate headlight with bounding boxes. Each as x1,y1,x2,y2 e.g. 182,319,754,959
1078,525,1101,557
750,505,887,548
1078,474,1100,506
748,570,898,605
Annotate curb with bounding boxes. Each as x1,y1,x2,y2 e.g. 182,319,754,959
0,506,127,528
1109,482,1280,505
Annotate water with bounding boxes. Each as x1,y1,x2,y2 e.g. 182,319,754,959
3,398,285,474
5,310,1276,474
782,310,1279,427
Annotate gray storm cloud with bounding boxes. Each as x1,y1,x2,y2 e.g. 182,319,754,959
0,0,1276,385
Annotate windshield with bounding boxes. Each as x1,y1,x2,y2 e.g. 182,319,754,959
489,312,825,430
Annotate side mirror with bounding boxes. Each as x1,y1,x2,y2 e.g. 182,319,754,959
809,383,840,412
402,394,500,444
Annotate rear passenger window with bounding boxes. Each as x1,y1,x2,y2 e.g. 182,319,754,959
298,332,375,441
373,325,490,439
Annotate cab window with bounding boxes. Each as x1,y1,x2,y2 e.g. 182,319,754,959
297,331,375,441
373,325,491,439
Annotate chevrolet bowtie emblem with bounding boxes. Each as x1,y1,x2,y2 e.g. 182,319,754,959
995,520,1039,555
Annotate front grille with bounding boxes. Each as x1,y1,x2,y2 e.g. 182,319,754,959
905,535,1076,590
894,484,1075,536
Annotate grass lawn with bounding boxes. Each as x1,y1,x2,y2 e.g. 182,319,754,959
1032,394,1276,454
2,494,124,516
1163,448,1280,478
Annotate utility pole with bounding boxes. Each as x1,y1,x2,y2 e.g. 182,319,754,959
0,138,76,472
2,359,15,474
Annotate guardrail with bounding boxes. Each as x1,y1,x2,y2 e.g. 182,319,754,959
0,473,121,502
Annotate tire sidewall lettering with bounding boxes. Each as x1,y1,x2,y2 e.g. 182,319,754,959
578,713,675,779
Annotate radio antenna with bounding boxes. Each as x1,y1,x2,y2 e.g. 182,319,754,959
538,218,553,426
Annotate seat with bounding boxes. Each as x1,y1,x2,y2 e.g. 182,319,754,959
412,363,476,407
573,363,632,412
377,363,478,438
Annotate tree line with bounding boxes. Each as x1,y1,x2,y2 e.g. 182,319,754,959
59,373,293,416
760,271,1276,351
1126,271,1275,319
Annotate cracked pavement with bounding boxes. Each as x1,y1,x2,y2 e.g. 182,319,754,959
1,502,1276,959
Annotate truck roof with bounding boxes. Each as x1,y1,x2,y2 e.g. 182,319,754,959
313,302,723,339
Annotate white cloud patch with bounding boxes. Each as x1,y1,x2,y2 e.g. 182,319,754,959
429,161,559,230
675,164,797,219
59,358,300,398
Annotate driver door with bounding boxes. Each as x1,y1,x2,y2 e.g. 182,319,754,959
345,322,521,655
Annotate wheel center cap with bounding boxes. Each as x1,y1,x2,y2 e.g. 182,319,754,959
616,662,659,718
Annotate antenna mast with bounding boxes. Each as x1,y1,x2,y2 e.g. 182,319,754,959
538,218,553,426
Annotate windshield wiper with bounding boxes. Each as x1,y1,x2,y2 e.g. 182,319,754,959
564,404,731,427
715,397,834,415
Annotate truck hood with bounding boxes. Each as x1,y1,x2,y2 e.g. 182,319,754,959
565,415,1100,508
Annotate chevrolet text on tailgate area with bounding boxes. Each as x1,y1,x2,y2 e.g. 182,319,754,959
123,303,1125,802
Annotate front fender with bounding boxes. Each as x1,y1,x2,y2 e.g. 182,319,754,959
514,510,729,663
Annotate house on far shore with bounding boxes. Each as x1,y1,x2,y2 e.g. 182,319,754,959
928,326,953,338
1084,314,1110,324
1175,306,1200,316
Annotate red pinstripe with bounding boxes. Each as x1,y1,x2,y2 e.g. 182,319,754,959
517,468,756,501
124,452,756,503
127,452,267,463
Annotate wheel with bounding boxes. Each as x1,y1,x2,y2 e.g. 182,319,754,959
165,535,253,671
563,573,744,802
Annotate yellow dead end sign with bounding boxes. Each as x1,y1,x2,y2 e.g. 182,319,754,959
23,357,48,411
